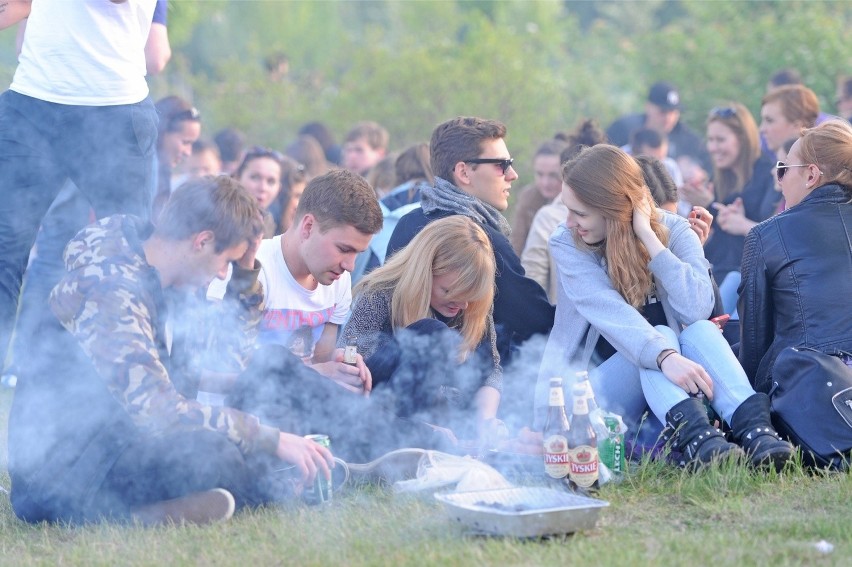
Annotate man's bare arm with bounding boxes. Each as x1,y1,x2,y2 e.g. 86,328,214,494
0,0,31,31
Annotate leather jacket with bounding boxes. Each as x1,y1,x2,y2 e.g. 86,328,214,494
738,183,852,392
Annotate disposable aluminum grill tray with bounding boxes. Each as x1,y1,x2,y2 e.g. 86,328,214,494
434,486,608,538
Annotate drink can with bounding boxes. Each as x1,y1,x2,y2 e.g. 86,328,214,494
303,434,332,504
599,416,625,475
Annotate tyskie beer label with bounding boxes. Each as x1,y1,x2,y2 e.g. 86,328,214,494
543,434,570,478
568,445,599,487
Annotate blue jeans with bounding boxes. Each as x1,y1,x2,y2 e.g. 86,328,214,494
0,91,157,362
590,320,756,439
718,270,742,317
4,182,92,376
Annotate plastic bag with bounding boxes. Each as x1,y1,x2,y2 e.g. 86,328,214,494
393,451,512,493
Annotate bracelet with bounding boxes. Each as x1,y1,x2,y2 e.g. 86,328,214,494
657,349,678,370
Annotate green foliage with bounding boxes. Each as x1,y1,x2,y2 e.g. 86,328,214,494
2,0,851,176
143,0,851,179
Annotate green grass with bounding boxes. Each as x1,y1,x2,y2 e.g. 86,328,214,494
1,388,848,566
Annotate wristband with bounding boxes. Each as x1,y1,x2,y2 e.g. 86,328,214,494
657,349,677,370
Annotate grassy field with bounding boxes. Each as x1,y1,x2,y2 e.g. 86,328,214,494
0,387,848,566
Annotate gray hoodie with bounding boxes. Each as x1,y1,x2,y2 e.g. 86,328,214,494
534,210,715,426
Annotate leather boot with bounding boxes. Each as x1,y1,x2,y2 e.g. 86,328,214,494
663,397,744,467
731,393,794,471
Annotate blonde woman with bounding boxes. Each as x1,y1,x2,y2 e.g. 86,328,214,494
536,145,792,469
340,215,501,438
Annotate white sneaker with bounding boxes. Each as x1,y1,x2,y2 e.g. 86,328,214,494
131,488,235,526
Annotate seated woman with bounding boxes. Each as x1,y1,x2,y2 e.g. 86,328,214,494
739,120,852,394
535,144,792,469
681,103,778,314
340,216,501,441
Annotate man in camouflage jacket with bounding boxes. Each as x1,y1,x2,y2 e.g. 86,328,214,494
7,176,333,524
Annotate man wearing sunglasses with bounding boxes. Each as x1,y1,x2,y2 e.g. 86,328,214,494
386,117,555,379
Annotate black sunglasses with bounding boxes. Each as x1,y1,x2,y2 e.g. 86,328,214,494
775,160,810,182
466,157,514,175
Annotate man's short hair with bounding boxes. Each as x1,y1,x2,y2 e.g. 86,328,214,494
155,175,264,252
769,67,803,89
344,121,389,150
631,128,665,151
214,127,247,163
430,117,507,182
295,169,383,235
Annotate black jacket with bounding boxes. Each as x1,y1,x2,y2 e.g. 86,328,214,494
704,152,779,283
738,183,852,392
386,207,555,363
606,112,711,171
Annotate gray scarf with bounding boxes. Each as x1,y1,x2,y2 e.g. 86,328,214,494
421,177,512,237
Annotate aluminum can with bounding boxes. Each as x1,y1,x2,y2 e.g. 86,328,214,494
303,434,332,504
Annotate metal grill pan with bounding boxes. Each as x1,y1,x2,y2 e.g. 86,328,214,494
434,486,608,537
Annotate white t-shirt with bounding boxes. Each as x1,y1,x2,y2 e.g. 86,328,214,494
255,236,352,360
12,0,155,105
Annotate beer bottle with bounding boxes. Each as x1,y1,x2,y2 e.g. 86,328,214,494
343,336,358,366
543,377,571,481
568,382,599,492
576,371,607,438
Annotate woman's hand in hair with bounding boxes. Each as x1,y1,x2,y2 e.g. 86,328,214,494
632,196,665,259
659,352,714,400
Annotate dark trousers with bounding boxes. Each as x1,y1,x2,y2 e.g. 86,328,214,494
228,345,455,463
364,319,489,438
95,430,279,521
0,91,157,363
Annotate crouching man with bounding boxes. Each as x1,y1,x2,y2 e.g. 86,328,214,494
7,176,333,526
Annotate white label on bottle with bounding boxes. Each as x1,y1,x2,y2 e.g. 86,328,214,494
549,386,565,407
568,445,599,487
543,434,570,478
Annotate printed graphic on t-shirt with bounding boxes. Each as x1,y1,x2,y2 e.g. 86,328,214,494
259,306,336,360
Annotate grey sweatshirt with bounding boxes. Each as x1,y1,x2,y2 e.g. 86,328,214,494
534,210,715,427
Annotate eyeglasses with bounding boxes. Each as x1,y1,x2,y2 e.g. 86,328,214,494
466,157,514,175
775,161,822,182
709,106,737,119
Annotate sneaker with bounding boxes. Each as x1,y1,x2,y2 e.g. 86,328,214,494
131,488,235,526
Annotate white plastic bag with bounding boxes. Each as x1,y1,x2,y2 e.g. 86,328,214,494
393,451,512,493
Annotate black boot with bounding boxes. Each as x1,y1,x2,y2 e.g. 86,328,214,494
731,393,794,471
663,397,744,467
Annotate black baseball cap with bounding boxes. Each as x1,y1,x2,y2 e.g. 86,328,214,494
648,81,681,111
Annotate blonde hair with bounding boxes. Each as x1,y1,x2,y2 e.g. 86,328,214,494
561,144,669,309
356,216,496,358
706,102,762,202
796,119,852,193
